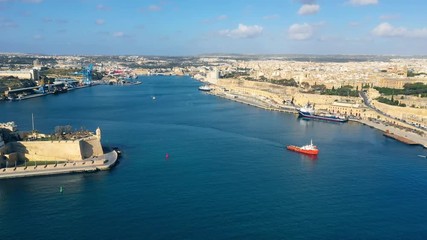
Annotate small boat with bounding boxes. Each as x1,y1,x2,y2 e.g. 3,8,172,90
287,140,319,155
298,104,348,123
198,85,212,91
7,95,21,101
112,147,122,158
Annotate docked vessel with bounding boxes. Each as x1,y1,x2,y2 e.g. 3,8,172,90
298,104,348,123
198,85,212,91
287,140,319,155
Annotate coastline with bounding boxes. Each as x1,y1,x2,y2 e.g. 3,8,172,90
208,90,297,114
205,85,427,149
353,119,427,147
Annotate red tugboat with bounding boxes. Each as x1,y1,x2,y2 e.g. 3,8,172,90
287,140,319,155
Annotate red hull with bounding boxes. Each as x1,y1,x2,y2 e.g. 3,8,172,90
287,145,319,155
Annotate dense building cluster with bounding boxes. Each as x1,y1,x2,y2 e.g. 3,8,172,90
1,53,426,131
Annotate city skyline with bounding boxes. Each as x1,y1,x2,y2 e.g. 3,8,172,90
0,0,426,55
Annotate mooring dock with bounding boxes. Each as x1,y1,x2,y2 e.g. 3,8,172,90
0,151,118,179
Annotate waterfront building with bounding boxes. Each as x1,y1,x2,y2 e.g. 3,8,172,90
375,77,427,89
32,69,40,81
33,59,42,70
0,122,17,132
206,68,219,84
328,102,363,118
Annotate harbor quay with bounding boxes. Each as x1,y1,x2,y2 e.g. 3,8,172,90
203,81,427,148
0,151,118,179
354,119,427,147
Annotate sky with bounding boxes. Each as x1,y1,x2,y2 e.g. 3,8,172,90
0,0,426,56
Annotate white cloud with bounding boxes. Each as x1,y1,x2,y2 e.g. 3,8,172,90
379,14,400,20
202,14,228,24
288,23,314,40
43,17,53,23
219,24,263,39
33,34,43,40
263,14,280,20
56,19,67,24
348,21,360,27
0,18,18,28
0,0,43,3
296,0,316,3
372,22,427,38
96,19,105,25
22,0,42,3
112,32,124,37
203,15,228,24
298,4,320,15
349,0,378,6
217,15,228,21
148,5,161,11
96,4,110,11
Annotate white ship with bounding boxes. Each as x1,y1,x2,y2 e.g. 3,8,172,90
198,85,212,91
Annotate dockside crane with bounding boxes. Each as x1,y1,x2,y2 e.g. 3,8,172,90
82,64,93,85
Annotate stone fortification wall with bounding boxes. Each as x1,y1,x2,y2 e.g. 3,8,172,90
5,136,103,162
217,79,298,103
293,93,336,107
372,101,427,127
216,78,364,111
79,136,103,159
375,77,427,89
218,79,298,94
8,140,83,161
398,95,427,109
292,93,362,111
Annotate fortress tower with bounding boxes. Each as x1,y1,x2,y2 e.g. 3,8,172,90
96,127,101,140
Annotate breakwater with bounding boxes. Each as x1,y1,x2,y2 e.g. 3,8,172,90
0,150,118,179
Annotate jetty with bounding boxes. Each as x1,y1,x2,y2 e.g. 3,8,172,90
0,150,118,179
383,130,419,145
352,119,427,148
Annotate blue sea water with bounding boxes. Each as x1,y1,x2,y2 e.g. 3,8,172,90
1,76,427,239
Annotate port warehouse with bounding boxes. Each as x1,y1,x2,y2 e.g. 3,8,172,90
4,79,79,99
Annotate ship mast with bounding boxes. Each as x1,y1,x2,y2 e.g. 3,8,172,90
32,113,35,132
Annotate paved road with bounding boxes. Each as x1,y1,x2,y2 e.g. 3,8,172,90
359,91,425,131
